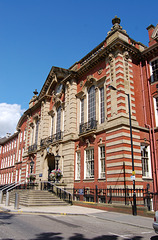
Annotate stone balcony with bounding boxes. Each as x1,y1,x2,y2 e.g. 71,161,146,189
79,119,97,135
40,131,63,147
28,143,37,154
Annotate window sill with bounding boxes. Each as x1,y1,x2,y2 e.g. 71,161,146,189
83,178,94,182
98,178,106,181
142,176,152,180
74,179,80,182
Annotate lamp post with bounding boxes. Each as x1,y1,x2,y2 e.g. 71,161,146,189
108,85,137,215
55,154,61,170
30,159,34,174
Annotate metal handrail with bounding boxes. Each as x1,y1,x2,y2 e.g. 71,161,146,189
0,181,21,204
0,182,17,192
40,181,72,204
5,180,27,206
6,180,27,193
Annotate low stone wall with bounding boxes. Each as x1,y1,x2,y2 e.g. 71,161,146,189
72,201,155,218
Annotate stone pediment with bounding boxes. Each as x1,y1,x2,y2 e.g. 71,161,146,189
152,24,158,40
38,66,71,99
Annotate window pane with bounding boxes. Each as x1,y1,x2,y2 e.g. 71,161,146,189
86,149,94,178
81,99,84,124
76,152,81,179
141,145,150,177
100,87,105,123
151,59,158,82
56,106,61,133
88,86,96,121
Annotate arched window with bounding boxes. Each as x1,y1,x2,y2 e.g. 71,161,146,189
56,106,61,133
88,85,96,121
35,120,39,145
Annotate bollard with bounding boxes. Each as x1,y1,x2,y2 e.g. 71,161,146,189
0,190,3,204
14,192,19,209
5,191,10,206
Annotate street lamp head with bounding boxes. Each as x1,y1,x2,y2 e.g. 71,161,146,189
55,154,61,162
30,159,34,167
55,154,61,170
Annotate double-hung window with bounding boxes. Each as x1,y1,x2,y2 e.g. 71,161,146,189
80,99,84,124
35,120,39,145
99,146,105,178
153,97,158,126
141,145,151,178
151,59,158,83
56,106,61,134
88,86,96,121
76,152,81,180
85,148,94,178
100,87,105,123
51,116,54,135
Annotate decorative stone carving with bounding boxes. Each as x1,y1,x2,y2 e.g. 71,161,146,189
107,16,127,35
108,54,114,82
56,143,59,152
86,139,90,147
108,53,114,62
48,109,55,117
123,51,129,61
80,80,84,87
97,68,103,75
87,75,94,84
33,113,40,120
123,51,129,81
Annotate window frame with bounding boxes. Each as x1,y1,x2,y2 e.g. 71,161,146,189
56,106,61,134
153,96,158,127
75,151,81,180
141,145,152,179
99,86,105,124
150,58,158,83
84,148,94,179
88,85,96,122
98,145,105,179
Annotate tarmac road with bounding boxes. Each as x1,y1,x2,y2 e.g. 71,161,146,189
0,204,157,240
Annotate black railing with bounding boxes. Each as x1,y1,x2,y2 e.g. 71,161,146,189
28,143,37,154
40,131,63,147
40,181,72,204
73,186,153,210
79,119,97,134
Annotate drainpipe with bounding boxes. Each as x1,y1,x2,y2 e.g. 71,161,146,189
140,62,157,195
145,60,158,194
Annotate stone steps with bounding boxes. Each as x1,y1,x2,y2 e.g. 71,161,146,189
4,189,69,207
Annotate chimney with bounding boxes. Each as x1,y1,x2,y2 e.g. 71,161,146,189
146,24,156,47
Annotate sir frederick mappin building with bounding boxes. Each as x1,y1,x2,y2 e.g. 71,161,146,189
0,16,158,196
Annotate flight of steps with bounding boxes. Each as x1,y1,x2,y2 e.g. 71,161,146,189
4,189,69,207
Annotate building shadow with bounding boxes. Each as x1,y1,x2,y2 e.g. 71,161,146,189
31,232,145,240
0,211,13,225
151,236,158,239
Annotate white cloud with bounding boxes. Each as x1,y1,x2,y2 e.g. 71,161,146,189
0,103,25,138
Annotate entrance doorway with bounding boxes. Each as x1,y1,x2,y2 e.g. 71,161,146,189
48,156,55,180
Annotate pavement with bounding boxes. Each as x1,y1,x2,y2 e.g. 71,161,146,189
0,202,154,230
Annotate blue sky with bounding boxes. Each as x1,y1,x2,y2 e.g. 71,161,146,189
0,0,157,137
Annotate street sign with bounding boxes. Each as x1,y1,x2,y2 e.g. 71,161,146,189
131,175,135,180
79,189,84,195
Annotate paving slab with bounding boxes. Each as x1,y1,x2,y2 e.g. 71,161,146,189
0,203,106,215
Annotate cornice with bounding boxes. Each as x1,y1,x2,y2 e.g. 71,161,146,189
76,38,141,77
141,43,158,59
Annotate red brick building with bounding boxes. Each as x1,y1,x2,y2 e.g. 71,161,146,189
0,17,158,208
